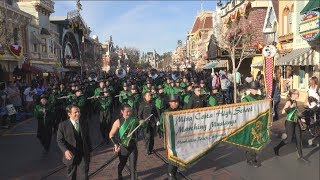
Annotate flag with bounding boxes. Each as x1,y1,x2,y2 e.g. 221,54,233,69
223,110,270,151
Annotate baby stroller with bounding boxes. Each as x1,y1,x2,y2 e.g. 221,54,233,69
299,99,320,146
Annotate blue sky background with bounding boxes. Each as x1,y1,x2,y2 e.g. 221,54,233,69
53,1,218,54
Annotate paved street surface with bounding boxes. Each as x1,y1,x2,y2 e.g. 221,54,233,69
0,103,319,180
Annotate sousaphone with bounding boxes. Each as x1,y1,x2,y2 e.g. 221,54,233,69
115,68,127,79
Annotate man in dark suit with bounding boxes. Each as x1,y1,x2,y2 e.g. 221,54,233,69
57,105,92,180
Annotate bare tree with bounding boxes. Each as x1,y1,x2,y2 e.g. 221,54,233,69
213,11,256,102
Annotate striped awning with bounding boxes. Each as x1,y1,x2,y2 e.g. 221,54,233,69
275,47,314,66
202,60,229,69
215,60,229,68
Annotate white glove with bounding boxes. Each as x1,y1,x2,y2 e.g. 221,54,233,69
156,121,160,126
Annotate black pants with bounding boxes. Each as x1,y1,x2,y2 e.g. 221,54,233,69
118,142,138,180
143,124,155,153
66,156,89,180
168,164,178,179
37,119,52,151
275,120,303,157
273,101,280,121
99,110,111,139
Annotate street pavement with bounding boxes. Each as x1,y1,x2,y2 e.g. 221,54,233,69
0,102,319,180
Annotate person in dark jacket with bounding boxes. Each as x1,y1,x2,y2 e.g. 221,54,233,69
186,85,205,109
272,79,281,121
138,91,158,155
57,105,92,180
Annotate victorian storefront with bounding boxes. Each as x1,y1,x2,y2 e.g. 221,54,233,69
0,0,31,82
50,10,91,77
219,0,268,77
186,10,213,70
17,0,62,83
274,0,319,100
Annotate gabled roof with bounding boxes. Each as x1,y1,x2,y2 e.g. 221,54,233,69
271,0,279,21
190,12,213,34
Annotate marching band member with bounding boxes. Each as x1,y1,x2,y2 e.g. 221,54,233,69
273,89,308,162
186,85,205,109
128,85,140,116
208,86,222,106
34,94,52,154
119,82,131,105
138,91,158,155
241,81,263,167
159,95,181,180
98,88,112,140
109,104,141,180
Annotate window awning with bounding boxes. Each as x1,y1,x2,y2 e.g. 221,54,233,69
300,0,320,14
275,48,314,66
202,60,229,69
202,61,219,69
32,64,55,72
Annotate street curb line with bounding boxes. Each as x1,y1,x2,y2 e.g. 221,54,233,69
1,117,34,136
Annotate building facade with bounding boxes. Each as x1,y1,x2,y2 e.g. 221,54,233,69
17,0,62,81
219,0,268,77
0,0,31,81
275,0,319,100
50,10,91,76
186,11,213,70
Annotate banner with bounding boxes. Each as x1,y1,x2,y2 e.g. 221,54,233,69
262,45,277,98
164,99,271,168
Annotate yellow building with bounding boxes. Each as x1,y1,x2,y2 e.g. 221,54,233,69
186,11,213,70
275,0,319,101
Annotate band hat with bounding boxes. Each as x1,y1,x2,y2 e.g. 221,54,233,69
157,85,163,90
131,85,137,90
167,94,179,102
250,81,260,90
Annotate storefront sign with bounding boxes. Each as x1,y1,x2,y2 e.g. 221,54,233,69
299,11,320,41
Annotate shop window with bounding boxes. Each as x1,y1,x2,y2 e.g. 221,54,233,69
298,66,306,89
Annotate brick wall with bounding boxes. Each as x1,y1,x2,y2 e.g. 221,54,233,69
239,7,268,45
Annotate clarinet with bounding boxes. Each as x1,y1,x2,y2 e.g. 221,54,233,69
43,105,46,123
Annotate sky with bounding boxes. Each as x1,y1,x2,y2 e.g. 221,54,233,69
53,0,218,54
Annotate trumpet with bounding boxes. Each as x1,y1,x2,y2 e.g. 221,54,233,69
87,95,103,100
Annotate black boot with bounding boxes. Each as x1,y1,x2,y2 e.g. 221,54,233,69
168,173,177,180
274,141,285,156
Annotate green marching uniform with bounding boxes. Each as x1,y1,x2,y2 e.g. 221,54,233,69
240,81,263,167
273,99,306,161
119,89,131,105
98,89,113,139
127,88,140,116
34,96,52,152
208,93,222,106
117,116,140,180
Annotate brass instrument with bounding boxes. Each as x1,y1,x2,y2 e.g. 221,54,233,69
57,94,75,100
115,93,126,98
115,68,126,79
87,95,103,100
